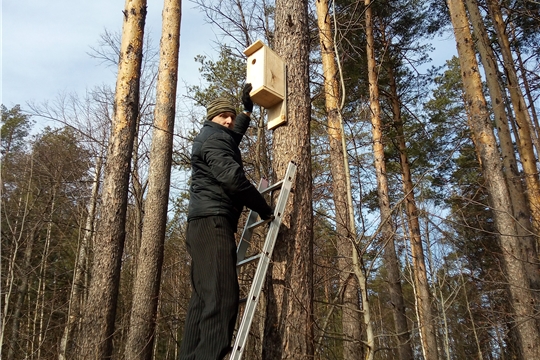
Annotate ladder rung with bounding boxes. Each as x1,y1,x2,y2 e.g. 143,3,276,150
236,253,262,267
260,180,284,194
247,217,272,230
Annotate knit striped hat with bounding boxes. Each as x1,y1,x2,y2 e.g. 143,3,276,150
206,97,237,121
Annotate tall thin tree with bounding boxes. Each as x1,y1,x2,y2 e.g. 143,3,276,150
447,0,540,358
486,0,540,232
59,155,103,360
387,65,439,360
314,0,364,357
77,0,147,357
124,0,181,358
364,1,414,358
465,0,540,301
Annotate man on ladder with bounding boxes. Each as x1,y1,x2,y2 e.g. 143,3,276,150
179,84,274,360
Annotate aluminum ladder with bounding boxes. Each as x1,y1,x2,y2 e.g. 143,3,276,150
230,161,297,360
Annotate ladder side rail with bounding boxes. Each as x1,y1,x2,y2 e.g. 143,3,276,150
236,178,269,264
230,162,296,360
236,210,258,264
230,252,272,360
257,162,295,258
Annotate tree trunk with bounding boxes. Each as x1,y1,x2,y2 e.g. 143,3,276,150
365,1,413,359
0,157,34,358
465,0,540,306
6,224,40,360
77,1,147,358
59,155,103,360
131,120,144,253
124,0,181,358
263,0,314,358
486,0,540,232
459,268,483,359
423,223,452,360
314,0,364,357
514,48,540,148
33,189,56,360
387,66,439,360
515,45,540,150
447,1,540,358
351,239,374,360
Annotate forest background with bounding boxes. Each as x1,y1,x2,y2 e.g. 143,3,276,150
1,0,539,359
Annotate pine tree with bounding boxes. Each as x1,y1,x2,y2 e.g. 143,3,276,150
447,0,540,357
124,0,181,358
263,0,315,358
77,0,148,357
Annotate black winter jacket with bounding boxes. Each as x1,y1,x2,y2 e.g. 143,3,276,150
187,113,273,227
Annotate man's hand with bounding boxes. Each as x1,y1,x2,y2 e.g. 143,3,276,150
260,209,275,222
242,83,254,113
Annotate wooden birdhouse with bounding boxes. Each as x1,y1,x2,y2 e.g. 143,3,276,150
244,40,287,130
244,40,285,108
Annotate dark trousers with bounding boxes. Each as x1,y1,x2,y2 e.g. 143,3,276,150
179,216,239,360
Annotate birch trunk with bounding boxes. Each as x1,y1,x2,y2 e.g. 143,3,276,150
77,1,147,357
124,0,181,358
6,224,40,360
423,224,451,360
447,1,540,358
58,155,103,360
365,1,413,359
34,190,56,360
263,0,314,358
459,268,483,359
0,156,34,358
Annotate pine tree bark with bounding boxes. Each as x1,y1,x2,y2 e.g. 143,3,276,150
486,0,540,232
124,0,181,358
465,0,540,304
387,66,438,360
447,1,540,358
315,0,363,357
77,1,147,358
263,0,314,358
365,1,413,359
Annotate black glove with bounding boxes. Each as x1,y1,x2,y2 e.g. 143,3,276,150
242,83,254,112
259,200,274,222
260,212,275,222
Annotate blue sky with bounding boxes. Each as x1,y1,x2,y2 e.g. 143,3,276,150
2,0,216,110
2,1,457,114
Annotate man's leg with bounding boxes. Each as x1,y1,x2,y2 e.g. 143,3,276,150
179,289,204,359
179,222,203,360
185,216,239,360
198,216,239,359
